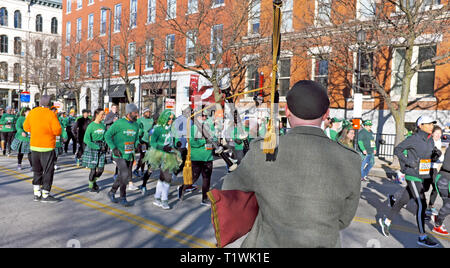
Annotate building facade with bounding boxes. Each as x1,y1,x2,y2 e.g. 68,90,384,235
0,0,62,110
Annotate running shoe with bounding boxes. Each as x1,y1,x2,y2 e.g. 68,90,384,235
417,236,439,248
161,200,170,210
185,185,199,193
33,195,41,202
433,225,449,236
40,195,60,204
201,199,211,207
127,184,139,191
54,165,58,170
119,198,133,207
107,191,118,203
153,198,162,208
140,186,147,196
17,164,22,171
378,217,391,237
76,159,80,167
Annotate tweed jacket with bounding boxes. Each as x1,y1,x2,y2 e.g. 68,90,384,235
221,126,361,248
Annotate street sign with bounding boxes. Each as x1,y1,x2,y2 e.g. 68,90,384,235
165,98,175,110
20,92,30,103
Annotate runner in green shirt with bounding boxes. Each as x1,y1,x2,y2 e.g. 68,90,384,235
0,107,17,156
11,107,32,170
133,108,154,178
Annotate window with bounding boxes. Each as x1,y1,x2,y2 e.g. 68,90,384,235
13,63,20,82
316,0,331,25
14,37,21,55
147,0,156,23
145,39,154,69
358,52,374,95
86,51,92,76
186,30,197,65
113,46,120,73
0,35,8,53
76,18,82,42
35,39,43,58
88,0,94,5
187,0,198,14
358,0,376,20
14,10,21,29
0,62,8,80
88,14,93,39
67,0,72,13
64,56,70,79
165,34,175,67
212,0,224,8
36,15,43,32
77,0,82,9
50,41,58,59
66,21,71,45
130,0,137,28
51,17,58,34
128,42,136,71
167,0,176,20
417,45,436,95
391,48,405,96
249,0,261,35
279,58,291,96
314,57,329,90
99,49,105,74
0,7,8,26
100,9,106,35
211,24,223,63
247,63,259,97
114,4,122,32
281,0,293,32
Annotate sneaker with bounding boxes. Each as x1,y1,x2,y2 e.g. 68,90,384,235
177,185,183,200
107,191,118,203
153,198,162,207
93,183,100,192
140,186,147,196
17,164,22,171
127,184,139,191
119,198,133,207
417,236,439,248
378,217,391,237
40,195,60,203
133,170,140,177
185,185,199,193
388,195,396,208
33,195,41,202
433,225,449,236
201,199,211,207
161,200,170,210
431,207,439,216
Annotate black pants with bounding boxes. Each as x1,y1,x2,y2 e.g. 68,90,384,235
189,161,213,201
1,132,14,154
388,180,427,235
31,150,56,192
134,142,149,173
425,169,439,207
175,148,188,176
65,126,76,154
111,158,133,198
435,174,450,226
18,152,32,166
76,141,86,160
89,167,104,182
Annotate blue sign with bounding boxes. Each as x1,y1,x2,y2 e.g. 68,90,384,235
20,92,30,103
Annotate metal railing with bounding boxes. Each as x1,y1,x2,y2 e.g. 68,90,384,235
376,133,396,159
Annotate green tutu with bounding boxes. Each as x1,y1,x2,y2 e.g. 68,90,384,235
144,147,182,173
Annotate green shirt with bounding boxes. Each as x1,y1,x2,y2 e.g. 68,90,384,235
358,128,376,154
55,117,68,148
84,122,106,150
150,125,173,152
0,113,17,132
105,118,140,161
329,129,338,141
190,124,214,162
137,117,154,144
14,116,30,142
63,115,77,128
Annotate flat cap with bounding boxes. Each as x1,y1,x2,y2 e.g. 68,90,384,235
286,80,330,120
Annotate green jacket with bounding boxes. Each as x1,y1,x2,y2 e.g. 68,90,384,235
137,117,154,144
190,124,214,162
84,122,106,150
14,116,30,142
150,125,173,152
358,128,376,154
63,115,77,129
0,113,17,132
55,117,68,148
105,118,140,161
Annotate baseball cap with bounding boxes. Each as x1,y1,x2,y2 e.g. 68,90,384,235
417,115,437,126
363,120,373,126
331,117,343,123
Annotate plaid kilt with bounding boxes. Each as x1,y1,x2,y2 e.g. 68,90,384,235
10,138,30,154
82,145,106,169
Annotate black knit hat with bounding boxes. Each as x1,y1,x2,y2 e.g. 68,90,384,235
286,80,330,120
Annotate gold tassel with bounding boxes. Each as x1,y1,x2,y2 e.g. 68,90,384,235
183,118,193,185
262,119,277,154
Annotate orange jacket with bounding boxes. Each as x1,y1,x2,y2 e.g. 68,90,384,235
23,107,62,151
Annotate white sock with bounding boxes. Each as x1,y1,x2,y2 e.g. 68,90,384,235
161,181,170,201
33,185,41,197
384,218,391,226
42,190,49,198
155,180,162,199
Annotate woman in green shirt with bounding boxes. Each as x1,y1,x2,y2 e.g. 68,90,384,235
51,107,68,170
144,109,182,210
82,108,107,193
11,107,31,170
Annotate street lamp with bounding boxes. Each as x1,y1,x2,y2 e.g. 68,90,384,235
165,51,174,100
353,28,366,150
101,6,112,109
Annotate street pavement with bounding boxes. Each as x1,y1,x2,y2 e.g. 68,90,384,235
0,152,449,248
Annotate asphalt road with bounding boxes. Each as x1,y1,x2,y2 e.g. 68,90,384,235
0,152,449,248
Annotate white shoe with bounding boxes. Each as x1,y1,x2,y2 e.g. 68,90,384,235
161,200,170,210
54,165,58,170
153,198,162,207
17,164,22,170
127,184,139,191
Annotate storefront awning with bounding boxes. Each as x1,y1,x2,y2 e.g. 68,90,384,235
109,84,135,98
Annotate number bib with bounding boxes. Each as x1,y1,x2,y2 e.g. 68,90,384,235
205,143,213,150
124,142,135,154
370,140,376,148
419,159,431,175
56,136,61,143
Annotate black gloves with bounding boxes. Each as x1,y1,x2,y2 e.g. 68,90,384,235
112,148,122,158
163,144,172,153
175,141,182,148
100,145,107,153
431,147,442,162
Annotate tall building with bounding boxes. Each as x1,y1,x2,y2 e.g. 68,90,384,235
0,0,62,109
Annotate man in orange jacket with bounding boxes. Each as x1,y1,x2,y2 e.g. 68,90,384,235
23,95,62,203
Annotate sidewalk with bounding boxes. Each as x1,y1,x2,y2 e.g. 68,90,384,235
369,156,400,180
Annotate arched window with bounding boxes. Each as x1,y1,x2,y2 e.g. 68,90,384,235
14,10,21,28
13,63,21,82
35,39,42,57
51,17,58,34
14,37,21,55
0,8,7,26
0,35,8,53
36,14,43,32
0,62,8,81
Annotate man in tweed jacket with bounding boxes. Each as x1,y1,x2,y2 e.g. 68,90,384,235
221,80,361,248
